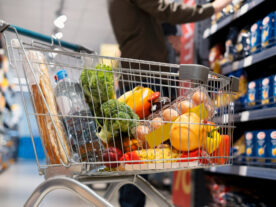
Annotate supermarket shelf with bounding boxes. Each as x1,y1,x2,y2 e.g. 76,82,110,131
221,46,276,75
203,0,265,39
234,106,276,123
206,165,276,180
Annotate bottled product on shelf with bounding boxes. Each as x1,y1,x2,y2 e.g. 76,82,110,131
54,70,104,163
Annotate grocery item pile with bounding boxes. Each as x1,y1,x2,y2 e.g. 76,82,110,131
23,51,231,172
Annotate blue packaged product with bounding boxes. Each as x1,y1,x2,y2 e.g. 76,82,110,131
262,12,276,48
267,130,276,162
247,80,259,106
260,76,272,106
272,74,276,104
245,131,255,158
255,130,268,161
250,21,262,53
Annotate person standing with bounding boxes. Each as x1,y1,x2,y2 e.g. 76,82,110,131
108,0,232,206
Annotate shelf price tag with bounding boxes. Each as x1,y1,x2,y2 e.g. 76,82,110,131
210,24,217,34
203,28,210,39
243,56,253,67
239,4,249,16
241,111,250,122
223,114,229,124
232,62,239,71
239,166,247,176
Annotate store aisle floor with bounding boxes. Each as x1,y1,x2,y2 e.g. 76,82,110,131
0,161,169,207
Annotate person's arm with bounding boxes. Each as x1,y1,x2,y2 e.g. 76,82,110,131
134,0,232,24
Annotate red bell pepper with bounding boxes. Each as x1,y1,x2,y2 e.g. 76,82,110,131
179,149,209,164
120,151,142,164
211,135,231,164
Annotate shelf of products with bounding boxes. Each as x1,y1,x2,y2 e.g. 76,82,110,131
221,45,276,75
203,0,265,39
0,35,20,174
206,165,276,180
234,106,276,123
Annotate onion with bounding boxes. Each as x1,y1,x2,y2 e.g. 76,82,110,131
177,100,194,114
150,117,163,130
192,90,207,105
162,108,178,121
134,125,150,141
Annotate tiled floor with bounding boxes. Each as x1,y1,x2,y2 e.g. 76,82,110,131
0,161,171,207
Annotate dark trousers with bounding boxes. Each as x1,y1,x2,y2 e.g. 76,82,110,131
119,174,148,207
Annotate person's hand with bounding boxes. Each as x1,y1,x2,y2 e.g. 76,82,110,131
212,0,232,13
168,35,182,53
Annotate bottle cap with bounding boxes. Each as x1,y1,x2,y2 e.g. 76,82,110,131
56,70,67,81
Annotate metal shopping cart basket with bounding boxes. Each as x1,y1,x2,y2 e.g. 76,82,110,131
0,20,239,207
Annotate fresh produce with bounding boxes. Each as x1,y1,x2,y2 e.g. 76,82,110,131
211,134,231,164
120,151,141,164
97,99,139,143
150,117,163,130
162,108,179,121
203,121,221,154
120,148,179,164
179,149,209,164
192,90,208,105
171,113,206,151
204,130,221,154
80,64,115,116
123,138,144,152
117,86,142,102
177,100,194,114
133,125,150,141
102,147,123,168
118,86,160,118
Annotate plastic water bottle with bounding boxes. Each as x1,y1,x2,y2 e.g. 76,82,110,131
55,70,104,164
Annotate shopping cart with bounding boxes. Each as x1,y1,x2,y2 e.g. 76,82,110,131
0,20,239,207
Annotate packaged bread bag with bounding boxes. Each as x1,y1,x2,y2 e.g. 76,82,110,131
23,50,70,164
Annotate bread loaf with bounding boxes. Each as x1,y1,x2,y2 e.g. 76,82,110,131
23,50,70,164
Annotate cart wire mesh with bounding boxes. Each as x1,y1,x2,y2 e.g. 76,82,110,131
2,28,236,177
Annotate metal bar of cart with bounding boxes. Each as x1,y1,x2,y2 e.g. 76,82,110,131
24,176,113,207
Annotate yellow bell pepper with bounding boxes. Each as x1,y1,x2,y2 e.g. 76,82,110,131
203,122,221,154
117,86,160,118
117,86,143,103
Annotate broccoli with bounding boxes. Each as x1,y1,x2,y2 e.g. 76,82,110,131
80,64,115,116
97,99,139,143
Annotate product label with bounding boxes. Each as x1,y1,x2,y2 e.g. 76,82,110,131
261,78,270,105
269,130,276,159
56,96,71,115
245,132,255,157
262,16,271,47
248,81,257,106
273,75,276,102
250,22,261,52
256,131,266,158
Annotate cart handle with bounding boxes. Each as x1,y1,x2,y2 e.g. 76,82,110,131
0,20,94,53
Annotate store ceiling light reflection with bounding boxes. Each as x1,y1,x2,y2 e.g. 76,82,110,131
54,15,67,29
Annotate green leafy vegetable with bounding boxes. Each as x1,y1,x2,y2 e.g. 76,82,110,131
97,99,139,143
80,64,115,116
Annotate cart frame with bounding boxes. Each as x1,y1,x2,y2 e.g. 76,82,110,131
0,20,239,207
